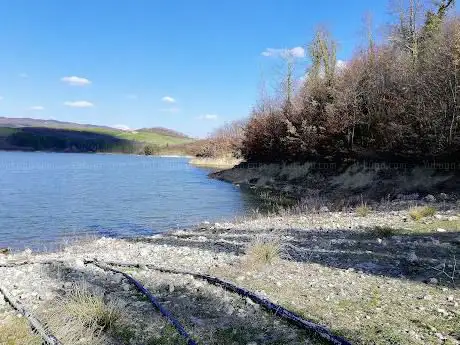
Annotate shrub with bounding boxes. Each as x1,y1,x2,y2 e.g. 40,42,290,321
372,226,397,237
196,120,246,159
0,316,41,345
44,283,121,345
143,144,160,156
356,204,371,217
246,237,280,265
409,206,437,221
240,2,460,164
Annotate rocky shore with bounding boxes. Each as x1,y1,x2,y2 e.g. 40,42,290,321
1,202,459,344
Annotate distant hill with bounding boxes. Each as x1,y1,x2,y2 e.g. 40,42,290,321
0,117,195,153
0,117,191,138
0,117,114,131
137,127,191,139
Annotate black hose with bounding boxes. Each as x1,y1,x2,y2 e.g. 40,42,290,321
93,259,352,345
89,260,198,345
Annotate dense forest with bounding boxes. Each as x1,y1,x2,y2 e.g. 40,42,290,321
204,0,460,164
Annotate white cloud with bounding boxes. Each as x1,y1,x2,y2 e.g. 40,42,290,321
197,114,218,121
113,124,131,131
29,106,44,111
61,76,92,86
19,73,28,78
160,107,180,113
64,100,94,108
161,96,176,103
261,46,305,59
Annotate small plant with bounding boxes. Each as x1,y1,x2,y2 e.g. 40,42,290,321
246,237,280,265
356,203,371,217
0,316,41,345
44,283,121,345
409,206,436,221
143,143,160,156
372,226,397,237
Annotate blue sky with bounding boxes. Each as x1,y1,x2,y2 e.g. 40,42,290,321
0,0,454,137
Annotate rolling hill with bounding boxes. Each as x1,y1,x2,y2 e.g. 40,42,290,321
0,117,195,153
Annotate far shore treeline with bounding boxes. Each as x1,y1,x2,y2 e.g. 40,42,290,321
199,0,460,165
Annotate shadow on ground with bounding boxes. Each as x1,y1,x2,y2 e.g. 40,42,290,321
40,262,323,345
129,226,460,287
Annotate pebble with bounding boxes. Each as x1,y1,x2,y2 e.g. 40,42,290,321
427,278,438,285
439,193,448,201
436,228,447,232
73,258,85,268
424,194,436,202
437,308,448,316
113,273,123,284
407,252,418,263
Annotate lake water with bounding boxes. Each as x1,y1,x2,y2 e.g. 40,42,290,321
0,152,258,251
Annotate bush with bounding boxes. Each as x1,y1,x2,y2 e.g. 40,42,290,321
0,317,41,345
409,206,437,221
197,120,246,159
143,144,160,156
241,3,460,164
246,237,280,265
45,283,121,345
356,204,371,217
372,226,397,237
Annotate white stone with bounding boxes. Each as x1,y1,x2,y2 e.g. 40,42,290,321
427,277,438,285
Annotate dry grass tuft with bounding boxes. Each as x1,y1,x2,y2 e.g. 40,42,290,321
44,282,121,345
245,237,280,265
356,203,371,217
409,206,436,221
371,225,398,237
0,316,41,345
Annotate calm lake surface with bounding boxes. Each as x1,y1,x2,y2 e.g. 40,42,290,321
0,152,258,251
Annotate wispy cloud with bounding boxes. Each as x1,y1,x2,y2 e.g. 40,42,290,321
61,76,92,86
197,114,218,121
29,106,44,111
261,46,305,59
19,73,29,79
161,96,176,103
64,100,94,108
160,107,180,113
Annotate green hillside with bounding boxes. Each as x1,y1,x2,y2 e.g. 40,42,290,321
0,118,195,154
86,127,195,146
